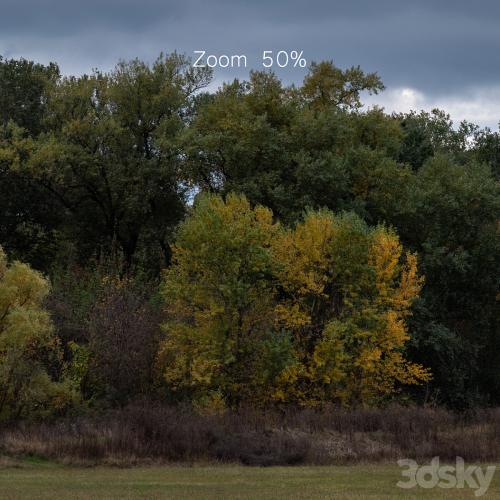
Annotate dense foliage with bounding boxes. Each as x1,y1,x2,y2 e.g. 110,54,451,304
0,247,76,421
159,194,429,409
0,53,498,417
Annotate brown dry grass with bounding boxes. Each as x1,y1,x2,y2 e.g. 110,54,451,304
1,404,499,466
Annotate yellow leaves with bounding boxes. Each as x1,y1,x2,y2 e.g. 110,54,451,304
0,249,52,352
385,310,409,344
369,229,401,294
270,211,429,406
402,360,433,385
310,322,346,385
271,211,337,334
399,252,424,308
273,211,334,299
0,246,76,422
0,261,49,320
357,347,383,367
159,194,430,408
0,308,53,352
158,321,221,388
368,229,422,313
274,303,309,329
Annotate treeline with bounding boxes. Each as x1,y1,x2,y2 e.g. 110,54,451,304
0,54,499,421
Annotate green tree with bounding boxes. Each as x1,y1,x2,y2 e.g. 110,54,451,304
4,53,211,268
0,56,59,135
0,58,62,269
182,71,292,215
184,65,397,223
471,126,500,179
301,61,384,110
158,193,288,408
397,109,477,170
395,156,500,407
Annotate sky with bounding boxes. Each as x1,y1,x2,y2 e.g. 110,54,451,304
1,0,500,128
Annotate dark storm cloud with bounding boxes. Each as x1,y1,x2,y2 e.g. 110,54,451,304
0,0,189,35
1,1,500,98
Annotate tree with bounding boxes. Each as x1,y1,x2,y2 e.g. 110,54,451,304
0,58,62,270
0,246,76,421
471,126,500,179
182,71,293,216
184,66,397,223
158,194,429,408
0,56,59,135
301,61,384,110
284,107,404,223
86,276,162,405
158,193,287,408
396,109,478,170
394,155,500,407
4,53,211,268
271,211,430,406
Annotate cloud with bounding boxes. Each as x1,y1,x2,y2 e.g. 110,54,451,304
365,86,500,129
1,1,500,126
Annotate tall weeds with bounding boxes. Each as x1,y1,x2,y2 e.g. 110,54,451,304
1,404,499,466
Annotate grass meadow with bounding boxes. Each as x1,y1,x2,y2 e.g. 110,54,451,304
1,460,499,499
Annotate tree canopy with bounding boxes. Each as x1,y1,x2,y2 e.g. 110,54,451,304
0,53,498,411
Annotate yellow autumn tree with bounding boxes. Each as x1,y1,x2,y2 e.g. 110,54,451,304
271,210,430,406
0,246,77,421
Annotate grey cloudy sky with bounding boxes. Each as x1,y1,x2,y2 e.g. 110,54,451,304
2,0,500,127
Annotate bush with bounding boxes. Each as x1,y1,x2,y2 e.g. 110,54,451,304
47,262,162,406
